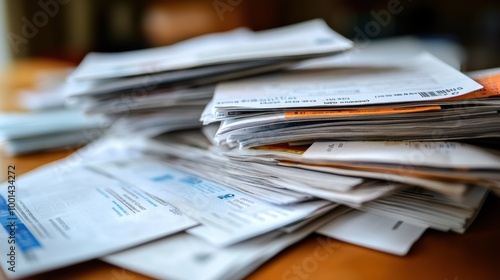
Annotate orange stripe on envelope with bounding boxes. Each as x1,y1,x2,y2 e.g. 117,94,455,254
284,105,441,119
250,143,310,154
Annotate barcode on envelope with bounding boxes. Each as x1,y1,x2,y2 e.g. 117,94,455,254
417,91,446,97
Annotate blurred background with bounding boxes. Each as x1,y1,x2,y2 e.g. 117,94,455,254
1,0,499,70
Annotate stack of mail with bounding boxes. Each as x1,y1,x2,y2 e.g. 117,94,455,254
203,55,500,147
64,19,353,137
2,20,499,280
134,129,401,206
0,109,105,156
359,186,489,233
0,68,105,156
0,137,347,279
192,39,500,238
196,40,500,199
0,136,433,279
133,128,493,234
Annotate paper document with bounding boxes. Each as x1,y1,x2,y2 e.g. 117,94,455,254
359,186,488,233
302,141,500,170
136,132,398,206
103,208,347,280
212,53,482,110
134,133,315,205
316,210,427,255
91,159,332,246
0,165,197,279
69,19,352,81
222,142,470,196
279,161,469,197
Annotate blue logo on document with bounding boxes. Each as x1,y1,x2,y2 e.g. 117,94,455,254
151,174,173,182
217,194,235,200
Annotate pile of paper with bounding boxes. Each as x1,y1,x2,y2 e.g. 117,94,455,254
0,137,337,278
64,19,353,137
1,19,499,279
359,186,488,233
135,129,400,206
0,137,428,279
0,68,106,156
136,129,493,235
0,109,105,155
194,48,500,236
203,55,500,147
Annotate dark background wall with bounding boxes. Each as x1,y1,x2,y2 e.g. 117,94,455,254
4,0,500,70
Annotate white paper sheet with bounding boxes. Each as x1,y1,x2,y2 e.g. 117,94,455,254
316,210,427,255
103,208,347,280
359,186,489,233
302,141,500,170
68,19,352,81
212,53,482,109
91,159,332,247
0,165,197,279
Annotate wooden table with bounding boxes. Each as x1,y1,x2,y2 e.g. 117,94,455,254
1,59,499,280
